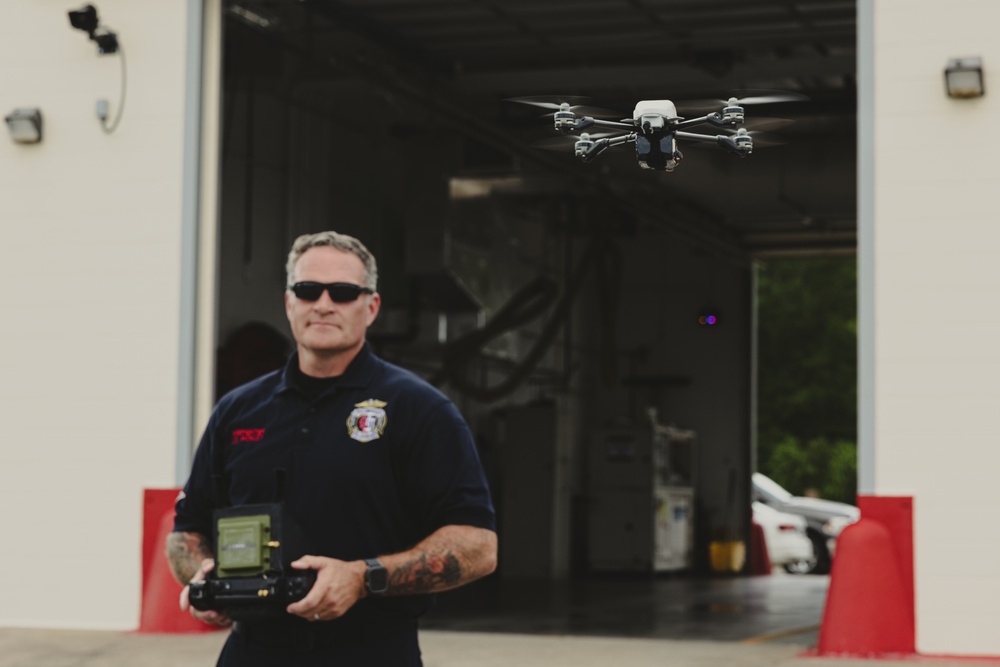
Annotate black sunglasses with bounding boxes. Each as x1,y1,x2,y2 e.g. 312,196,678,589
288,281,374,303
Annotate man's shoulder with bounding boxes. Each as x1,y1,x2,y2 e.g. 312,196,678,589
215,367,285,410
371,355,451,406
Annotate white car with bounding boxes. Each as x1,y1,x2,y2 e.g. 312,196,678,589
752,472,860,574
752,501,816,574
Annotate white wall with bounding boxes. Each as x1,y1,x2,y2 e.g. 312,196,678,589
871,0,1000,655
0,1,194,629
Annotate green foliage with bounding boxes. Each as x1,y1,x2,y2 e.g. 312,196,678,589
757,256,858,504
766,436,857,504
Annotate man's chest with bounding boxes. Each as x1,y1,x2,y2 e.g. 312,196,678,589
220,392,400,503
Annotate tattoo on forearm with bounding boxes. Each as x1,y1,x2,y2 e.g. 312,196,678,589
389,552,462,594
165,531,213,584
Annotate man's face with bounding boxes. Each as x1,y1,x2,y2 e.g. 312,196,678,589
284,246,380,358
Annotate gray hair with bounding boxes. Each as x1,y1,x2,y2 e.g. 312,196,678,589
285,231,378,291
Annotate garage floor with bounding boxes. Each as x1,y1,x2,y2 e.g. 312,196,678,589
422,571,829,646
14,570,999,667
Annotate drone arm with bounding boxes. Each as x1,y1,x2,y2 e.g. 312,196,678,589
675,130,751,157
603,134,635,148
587,118,635,131
563,117,635,134
702,112,741,129
577,133,635,162
674,131,721,145
674,111,745,131
566,117,596,132
673,115,715,130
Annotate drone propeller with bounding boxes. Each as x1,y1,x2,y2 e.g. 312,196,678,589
505,96,622,119
736,116,794,132
678,91,808,113
729,92,808,106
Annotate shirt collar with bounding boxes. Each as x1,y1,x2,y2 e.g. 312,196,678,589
276,341,376,395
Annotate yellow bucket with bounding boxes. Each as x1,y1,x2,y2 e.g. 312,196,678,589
709,540,746,573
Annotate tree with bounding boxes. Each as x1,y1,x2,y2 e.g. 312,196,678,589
757,256,857,504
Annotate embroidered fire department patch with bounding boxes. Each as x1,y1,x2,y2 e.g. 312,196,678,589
347,399,388,442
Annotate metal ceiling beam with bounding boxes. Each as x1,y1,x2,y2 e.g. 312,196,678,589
243,2,753,264
454,54,857,95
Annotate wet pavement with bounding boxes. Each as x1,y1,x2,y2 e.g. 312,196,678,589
5,572,996,666
422,571,828,645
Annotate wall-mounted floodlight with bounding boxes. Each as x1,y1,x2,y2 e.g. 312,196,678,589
945,57,984,98
4,108,43,144
68,4,118,54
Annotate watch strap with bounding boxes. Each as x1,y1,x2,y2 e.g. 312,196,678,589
364,557,388,595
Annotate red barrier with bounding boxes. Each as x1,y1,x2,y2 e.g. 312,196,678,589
858,496,914,617
137,488,222,634
816,495,915,656
749,521,772,575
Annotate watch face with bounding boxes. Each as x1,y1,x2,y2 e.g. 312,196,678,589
366,559,389,594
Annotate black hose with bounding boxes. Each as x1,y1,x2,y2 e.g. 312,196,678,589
430,233,620,401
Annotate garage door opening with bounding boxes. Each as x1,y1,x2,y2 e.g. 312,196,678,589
210,0,857,645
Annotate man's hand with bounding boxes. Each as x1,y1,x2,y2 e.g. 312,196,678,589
179,558,232,627
286,556,367,622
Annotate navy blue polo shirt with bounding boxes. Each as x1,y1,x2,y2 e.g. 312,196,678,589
174,342,496,620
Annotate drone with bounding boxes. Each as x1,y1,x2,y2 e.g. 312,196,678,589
510,94,803,172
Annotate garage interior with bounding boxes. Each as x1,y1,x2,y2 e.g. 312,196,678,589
210,0,857,643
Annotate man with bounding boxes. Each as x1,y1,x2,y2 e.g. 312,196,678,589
167,231,498,666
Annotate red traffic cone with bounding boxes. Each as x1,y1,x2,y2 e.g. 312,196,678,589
817,517,914,656
137,489,222,634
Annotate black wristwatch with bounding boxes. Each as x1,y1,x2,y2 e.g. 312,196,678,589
364,558,389,595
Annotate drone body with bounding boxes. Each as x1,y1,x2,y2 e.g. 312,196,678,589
632,100,681,125
511,93,801,172
631,100,683,170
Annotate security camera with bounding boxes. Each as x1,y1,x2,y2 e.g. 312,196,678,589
91,30,118,54
68,4,99,34
67,4,118,55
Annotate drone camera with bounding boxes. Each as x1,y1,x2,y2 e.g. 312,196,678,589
638,114,666,134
